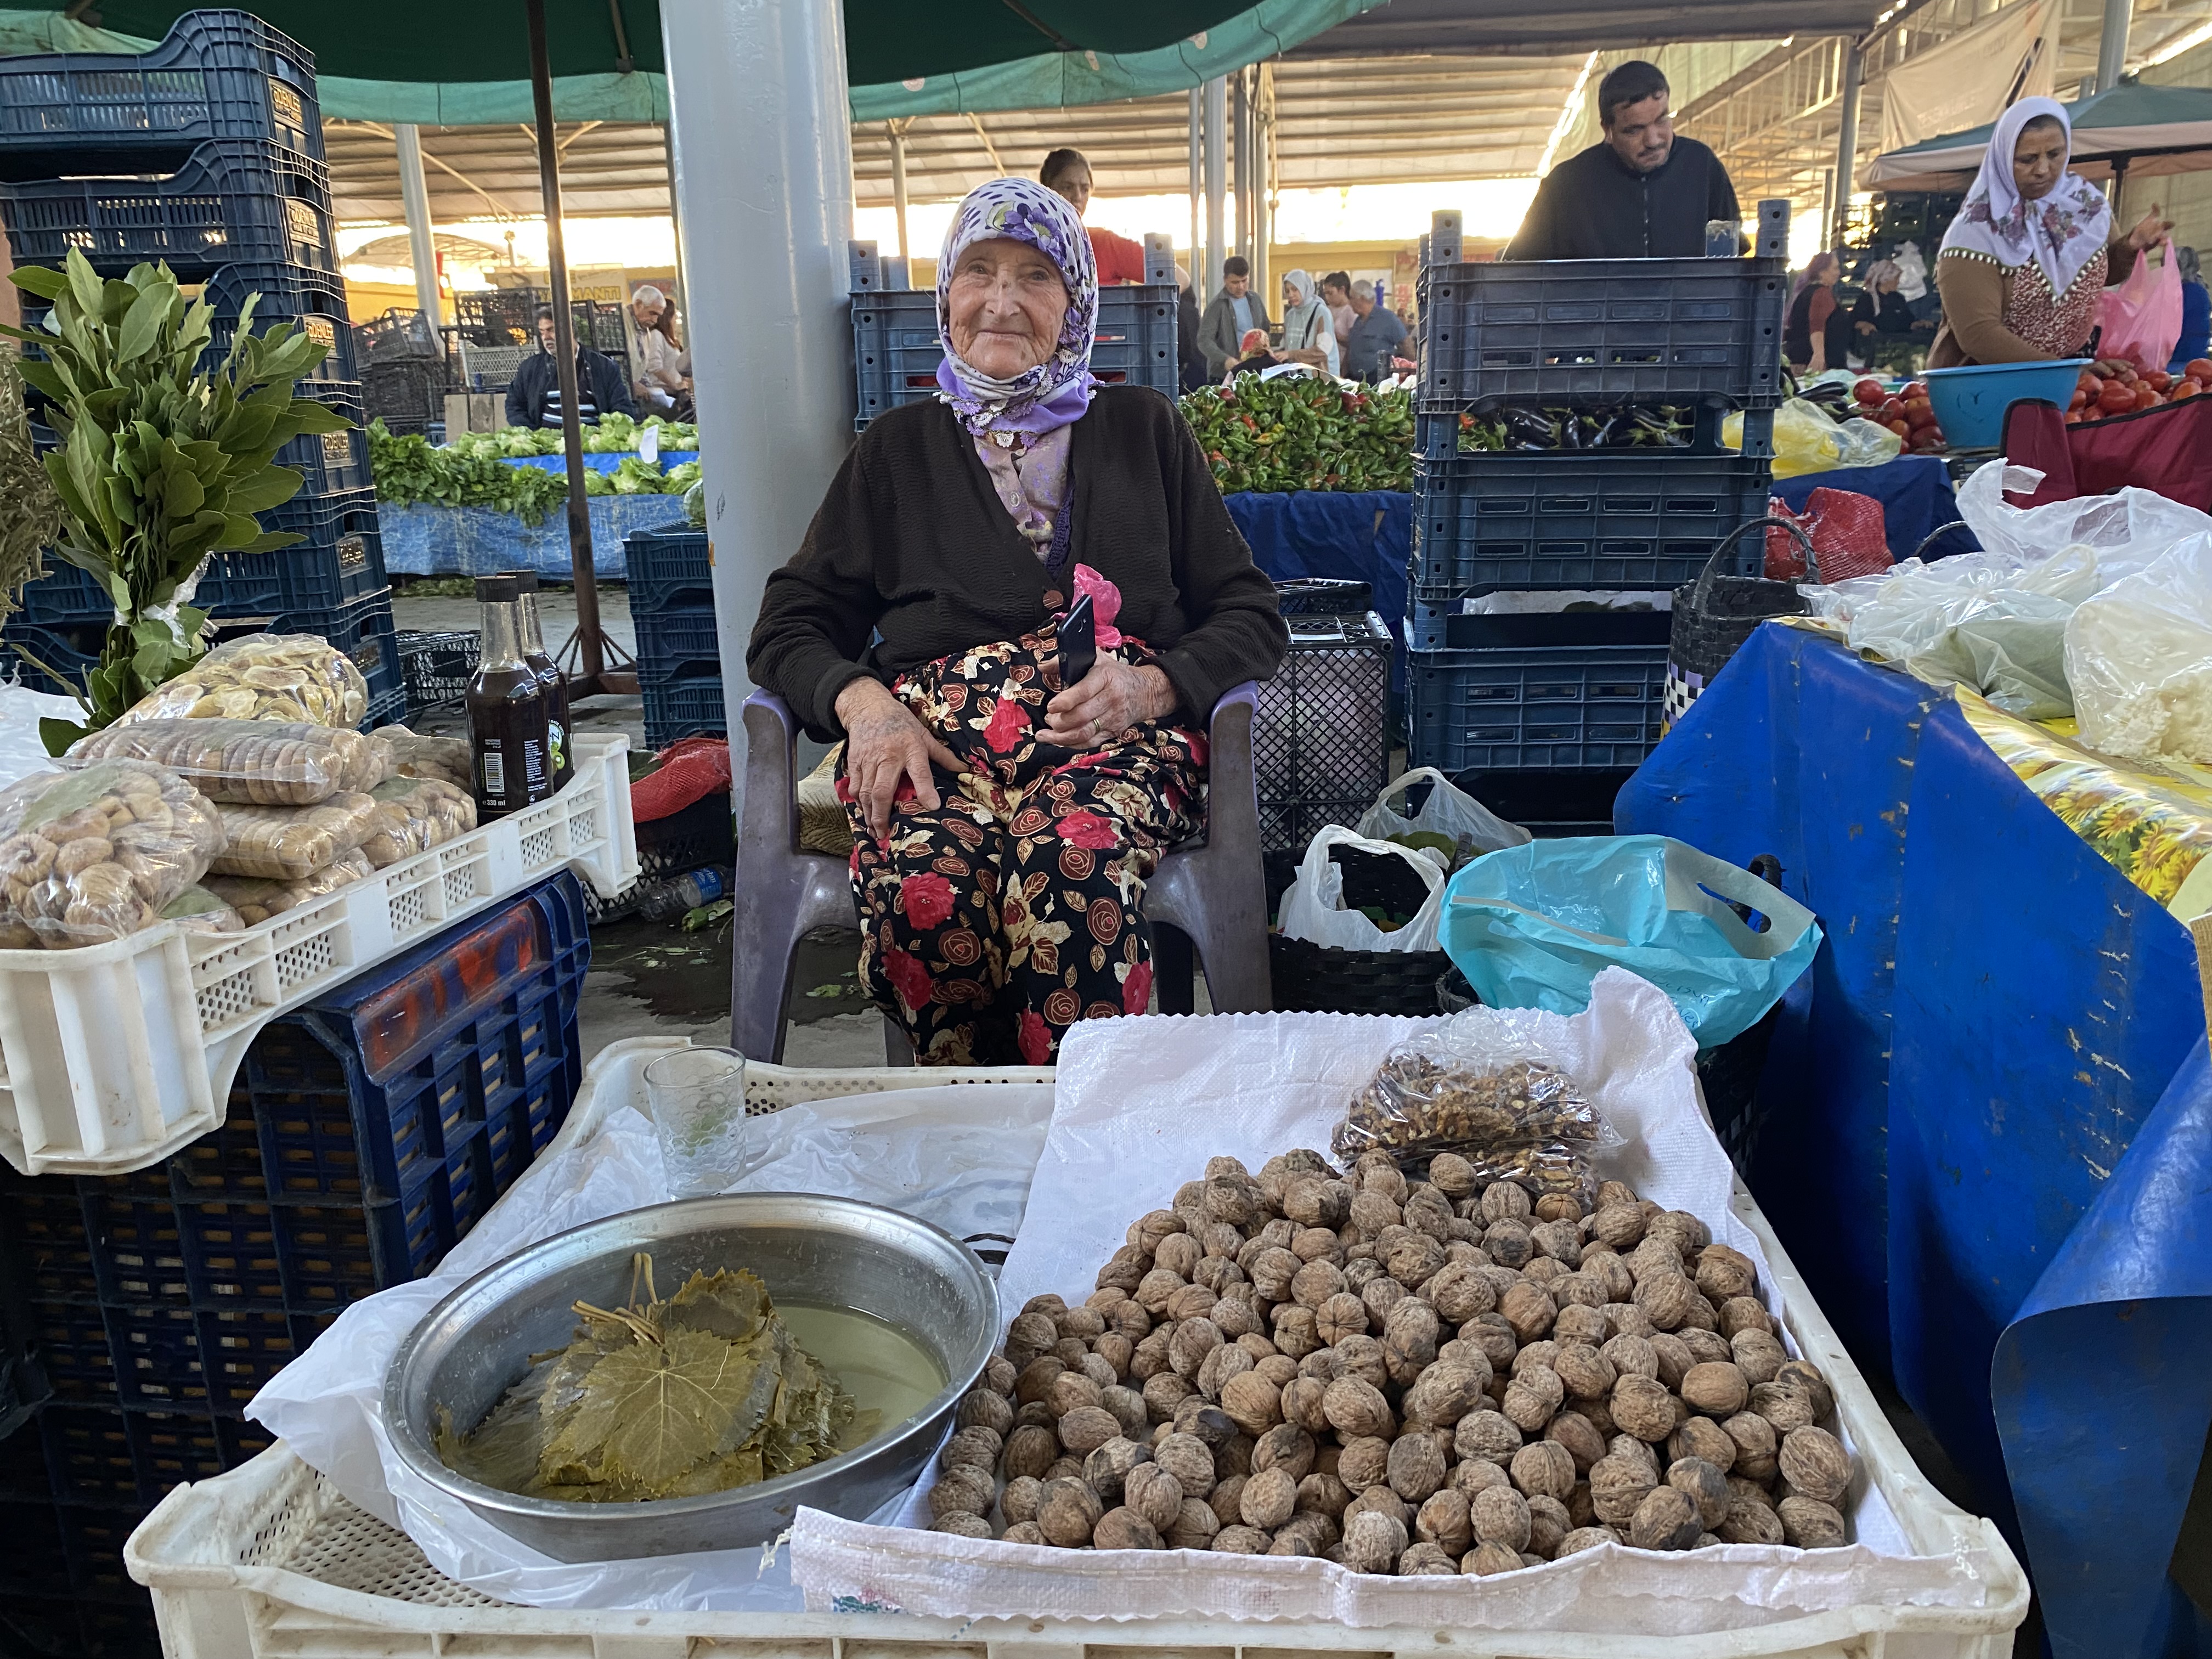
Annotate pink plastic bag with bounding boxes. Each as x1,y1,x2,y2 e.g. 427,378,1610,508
2096,240,2184,373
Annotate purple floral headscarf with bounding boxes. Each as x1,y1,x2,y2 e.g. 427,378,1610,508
934,176,1098,437
1942,97,2112,298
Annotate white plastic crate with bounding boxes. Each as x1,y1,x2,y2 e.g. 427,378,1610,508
123,1048,2027,1658
0,731,639,1177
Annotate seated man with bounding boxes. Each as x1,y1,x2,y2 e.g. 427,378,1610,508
505,306,635,430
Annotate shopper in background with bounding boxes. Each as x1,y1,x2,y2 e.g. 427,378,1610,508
1341,278,1410,380
1505,60,1740,259
628,284,693,416
1175,263,1210,393
1783,252,1854,375
506,306,636,431
1041,148,1148,284
2170,246,2211,374
1276,269,1340,375
747,177,1285,1066
1199,255,1272,379
1321,271,1355,349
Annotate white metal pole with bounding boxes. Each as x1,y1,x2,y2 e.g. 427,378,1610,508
394,123,441,326
1188,88,1202,294
2097,0,2133,92
660,0,855,800
1831,40,1863,251
1204,75,1227,301
889,122,911,261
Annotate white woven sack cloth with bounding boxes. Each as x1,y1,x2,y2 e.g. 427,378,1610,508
789,970,2004,1633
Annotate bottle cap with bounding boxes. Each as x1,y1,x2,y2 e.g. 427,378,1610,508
499,569,542,593
474,575,520,602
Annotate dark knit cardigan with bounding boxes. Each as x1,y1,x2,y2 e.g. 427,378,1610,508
746,386,1288,739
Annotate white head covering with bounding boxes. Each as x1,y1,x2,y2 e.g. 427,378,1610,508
1941,97,2112,297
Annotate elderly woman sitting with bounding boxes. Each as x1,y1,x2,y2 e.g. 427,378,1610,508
747,178,1288,1066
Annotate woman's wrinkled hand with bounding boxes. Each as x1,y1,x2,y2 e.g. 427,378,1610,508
836,677,968,844
2126,206,2175,252
1040,660,1177,749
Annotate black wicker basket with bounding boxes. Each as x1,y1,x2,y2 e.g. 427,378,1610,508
1266,842,1449,1015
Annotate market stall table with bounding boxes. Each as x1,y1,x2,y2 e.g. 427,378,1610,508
379,495,686,580
1617,622,2210,1659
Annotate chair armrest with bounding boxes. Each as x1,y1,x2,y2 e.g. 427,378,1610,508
740,689,805,856
1204,681,1259,845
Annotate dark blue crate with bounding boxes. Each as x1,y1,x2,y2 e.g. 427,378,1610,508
28,1302,114,1403
101,1304,204,1410
853,285,1177,428
0,1497,72,1598
169,1201,284,1308
80,1199,190,1308
272,382,369,495
8,1189,94,1296
199,260,355,381
641,665,726,751
1410,448,1774,601
54,1501,136,1599
40,1402,229,1510
0,136,334,278
0,12,321,173
1410,634,1669,774
0,618,101,699
265,588,402,720
623,519,710,613
633,602,719,675
199,489,386,619
199,1307,330,1414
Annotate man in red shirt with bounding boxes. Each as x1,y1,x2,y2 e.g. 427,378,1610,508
1041,148,1148,285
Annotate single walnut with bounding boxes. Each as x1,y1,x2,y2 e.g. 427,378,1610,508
941,1425,1003,1474
1166,1283,1220,1325
1152,1233,1203,1282
933,1512,992,1537
1165,1497,1222,1550
1195,1254,1248,1294
1387,1431,1448,1502
1398,1541,1461,1576
1047,1370,1104,1419
1544,1410,1607,1473
1153,1431,1217,1497
1205,1178,1260,1229
1776,1360,1837,1421
1717,1494,1787,1545
1520,1494,1567,1558
1552,1305,1610,1351
1415,1487,1474,1554
1271,1304,1321,1359
1338,1434,1393,1493
1093,1506,1165,1551
1082,1435,1152,1502
1777,1494,1848,1549
1694,1244,1757,1302
1528,1219,1583,1268
1057,1406,1123,1456
1142,1370,1198,1424
1129,1332,1172,1383
956,1388,1015,1437
1135,1269,1186,1318
1297,1469,1353,1516
1451,1458,1510,1501
1209,1472,1249,1528
1240,1465,1298,1530
1510,1440,1577,1502
1731,1328,1786,1385
1002,1474,1047,1525
1648,1333,1695,1391
1423,1262,1495,1324
1667,1455,1730,1530
1482,1220,1534,1270
1341,1508,1409,1575
1109,1300,1153,1342
1588,1453,1657,1526
1629,1486,1702,1551
1323,1375,1396,1440
1557,1525,1618,1558
1455,1408,1522,1466
1093,1332,1136,1380
1124,1462,1186,1532
1496,1281,1558,1345
1396,1359,1481,1431
1565,1482,1598,1530
1269,1510,1339,1558
1718,1297,1775,1342
1314,1292,1369,1346
1677,1328,1733,1368
1470,1483,1532,1551
1287,1259,1344,1311
1167,1318,1224,1381
928,1464,996,1519
1646,1210,1710,1256
1522,1258,1572,1290
1274,1376,1328,1436
1722,1412,1780,1482
1014,1356,1067,1406
1386,1233,1448,1289
1459,1312,1520,1372
1578,1394,1618,1439
1591,1204,1646,1251
1553,1342,1617,1402
1361,1274,1409,1325
1213,1363,1273,1431
1633,1271,1696,1333
1211,1523,1273,1554
1284,1177,1352,1229
1252,1423,1317,1482
1003,1424,1059,1480
1668,1415,1739,1475
1779,1426,1852,1505
1681,1361,1750,1418
1100,1384,1149,1440
1749,1380,1819,1435
1218,1432,1256,1477
1624,1236,1686,1286
1604,1302,1655,1340
1037,1478,1104,1546
1503,1364,1565,1432
1462,1539,1525,1576
1054,1336,1094,1370
983,1355,1019,1395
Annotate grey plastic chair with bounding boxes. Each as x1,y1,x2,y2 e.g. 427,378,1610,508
731,682,1271,1064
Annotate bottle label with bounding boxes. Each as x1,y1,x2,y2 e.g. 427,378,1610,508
481,747,507,801
524,737,551,802
547,718,567,782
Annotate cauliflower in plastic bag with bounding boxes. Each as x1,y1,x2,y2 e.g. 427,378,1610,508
2066,531,2212,766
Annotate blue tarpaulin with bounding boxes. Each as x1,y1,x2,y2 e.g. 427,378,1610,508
1226,489,1411,698
495,450,699,475
379,496,682,579
1618,624,2209,1659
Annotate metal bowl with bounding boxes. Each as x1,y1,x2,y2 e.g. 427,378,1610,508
383,1193,998,1561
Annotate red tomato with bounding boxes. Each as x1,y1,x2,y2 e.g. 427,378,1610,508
2098,383,2139,413
1878,399,1906,423
1886,418,1912,438
1854,378,1886,405
2147,371,2173,392
2135,386,2162,411
1905,400,1938,430
2188,358,2212,382
2068,390,2087,410
2175,379,2203,400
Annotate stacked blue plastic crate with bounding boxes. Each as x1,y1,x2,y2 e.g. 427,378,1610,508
624,519,723,750
1404,205,1790,821
0,873,590,1658
0,12,401,729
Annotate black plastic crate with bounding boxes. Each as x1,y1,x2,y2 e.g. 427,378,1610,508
1254,612,1392,853
623,520,710,614
364,358,447,425
356,307,439,364
641,664,726,751
1272,578,1374,616
0,136,335,278
0,10,321,176
1410,449,1773,601
1410,618,1669,774
854,285,1177,428
636,788,735,881
1418,201,1788,411
397,628,476,716
633,601,718,676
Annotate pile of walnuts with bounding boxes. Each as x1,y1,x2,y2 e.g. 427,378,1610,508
926,1148,1854,1573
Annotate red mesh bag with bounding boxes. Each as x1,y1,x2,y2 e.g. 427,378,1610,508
1764,487,1893,583
629,735,730,824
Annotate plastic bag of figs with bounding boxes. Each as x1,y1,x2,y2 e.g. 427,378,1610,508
790,972,2017,1634
1333,1016,1620,1207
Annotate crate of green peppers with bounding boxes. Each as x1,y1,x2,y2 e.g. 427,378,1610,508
1179,374,1414,494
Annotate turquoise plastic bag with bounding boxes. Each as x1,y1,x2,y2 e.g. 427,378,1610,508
1439,834,1821,1047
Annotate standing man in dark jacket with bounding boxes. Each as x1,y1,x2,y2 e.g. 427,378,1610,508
505,306,637,430
1505,61,1740,261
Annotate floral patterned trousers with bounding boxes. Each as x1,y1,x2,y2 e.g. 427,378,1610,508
838,631,1206,1066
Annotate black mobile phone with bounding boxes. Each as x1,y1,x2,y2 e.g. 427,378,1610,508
1057,592,1096,690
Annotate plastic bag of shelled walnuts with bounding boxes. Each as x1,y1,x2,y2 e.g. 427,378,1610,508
925,1146,1853,1572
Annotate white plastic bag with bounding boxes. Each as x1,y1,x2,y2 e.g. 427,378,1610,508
1355,766,1531,857
2066,531,2212,765
1277,824,1446,951
1955,460,2212,577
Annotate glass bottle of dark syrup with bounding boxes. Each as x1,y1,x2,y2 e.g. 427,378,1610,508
501,568,573,791
468,574,552,818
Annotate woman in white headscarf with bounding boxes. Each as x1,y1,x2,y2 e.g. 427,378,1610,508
1931,97,2171,366
1275,269,1340,375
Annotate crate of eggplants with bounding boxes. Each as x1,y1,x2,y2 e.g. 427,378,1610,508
1457,405,1694,453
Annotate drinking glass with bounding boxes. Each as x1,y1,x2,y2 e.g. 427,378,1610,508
643,1046,756,1198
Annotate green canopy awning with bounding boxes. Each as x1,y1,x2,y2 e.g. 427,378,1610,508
0,0,1381,122
1864,81,2212,191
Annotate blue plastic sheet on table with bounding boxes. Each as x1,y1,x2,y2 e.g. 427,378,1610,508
1994,1037,2212,1659
1767,454,1979,563
1225,490,1411,702
494,450,699,475
376,495,682,578
1617,621,2208,1633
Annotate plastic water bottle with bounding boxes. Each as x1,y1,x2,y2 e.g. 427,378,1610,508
633,867,726,922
